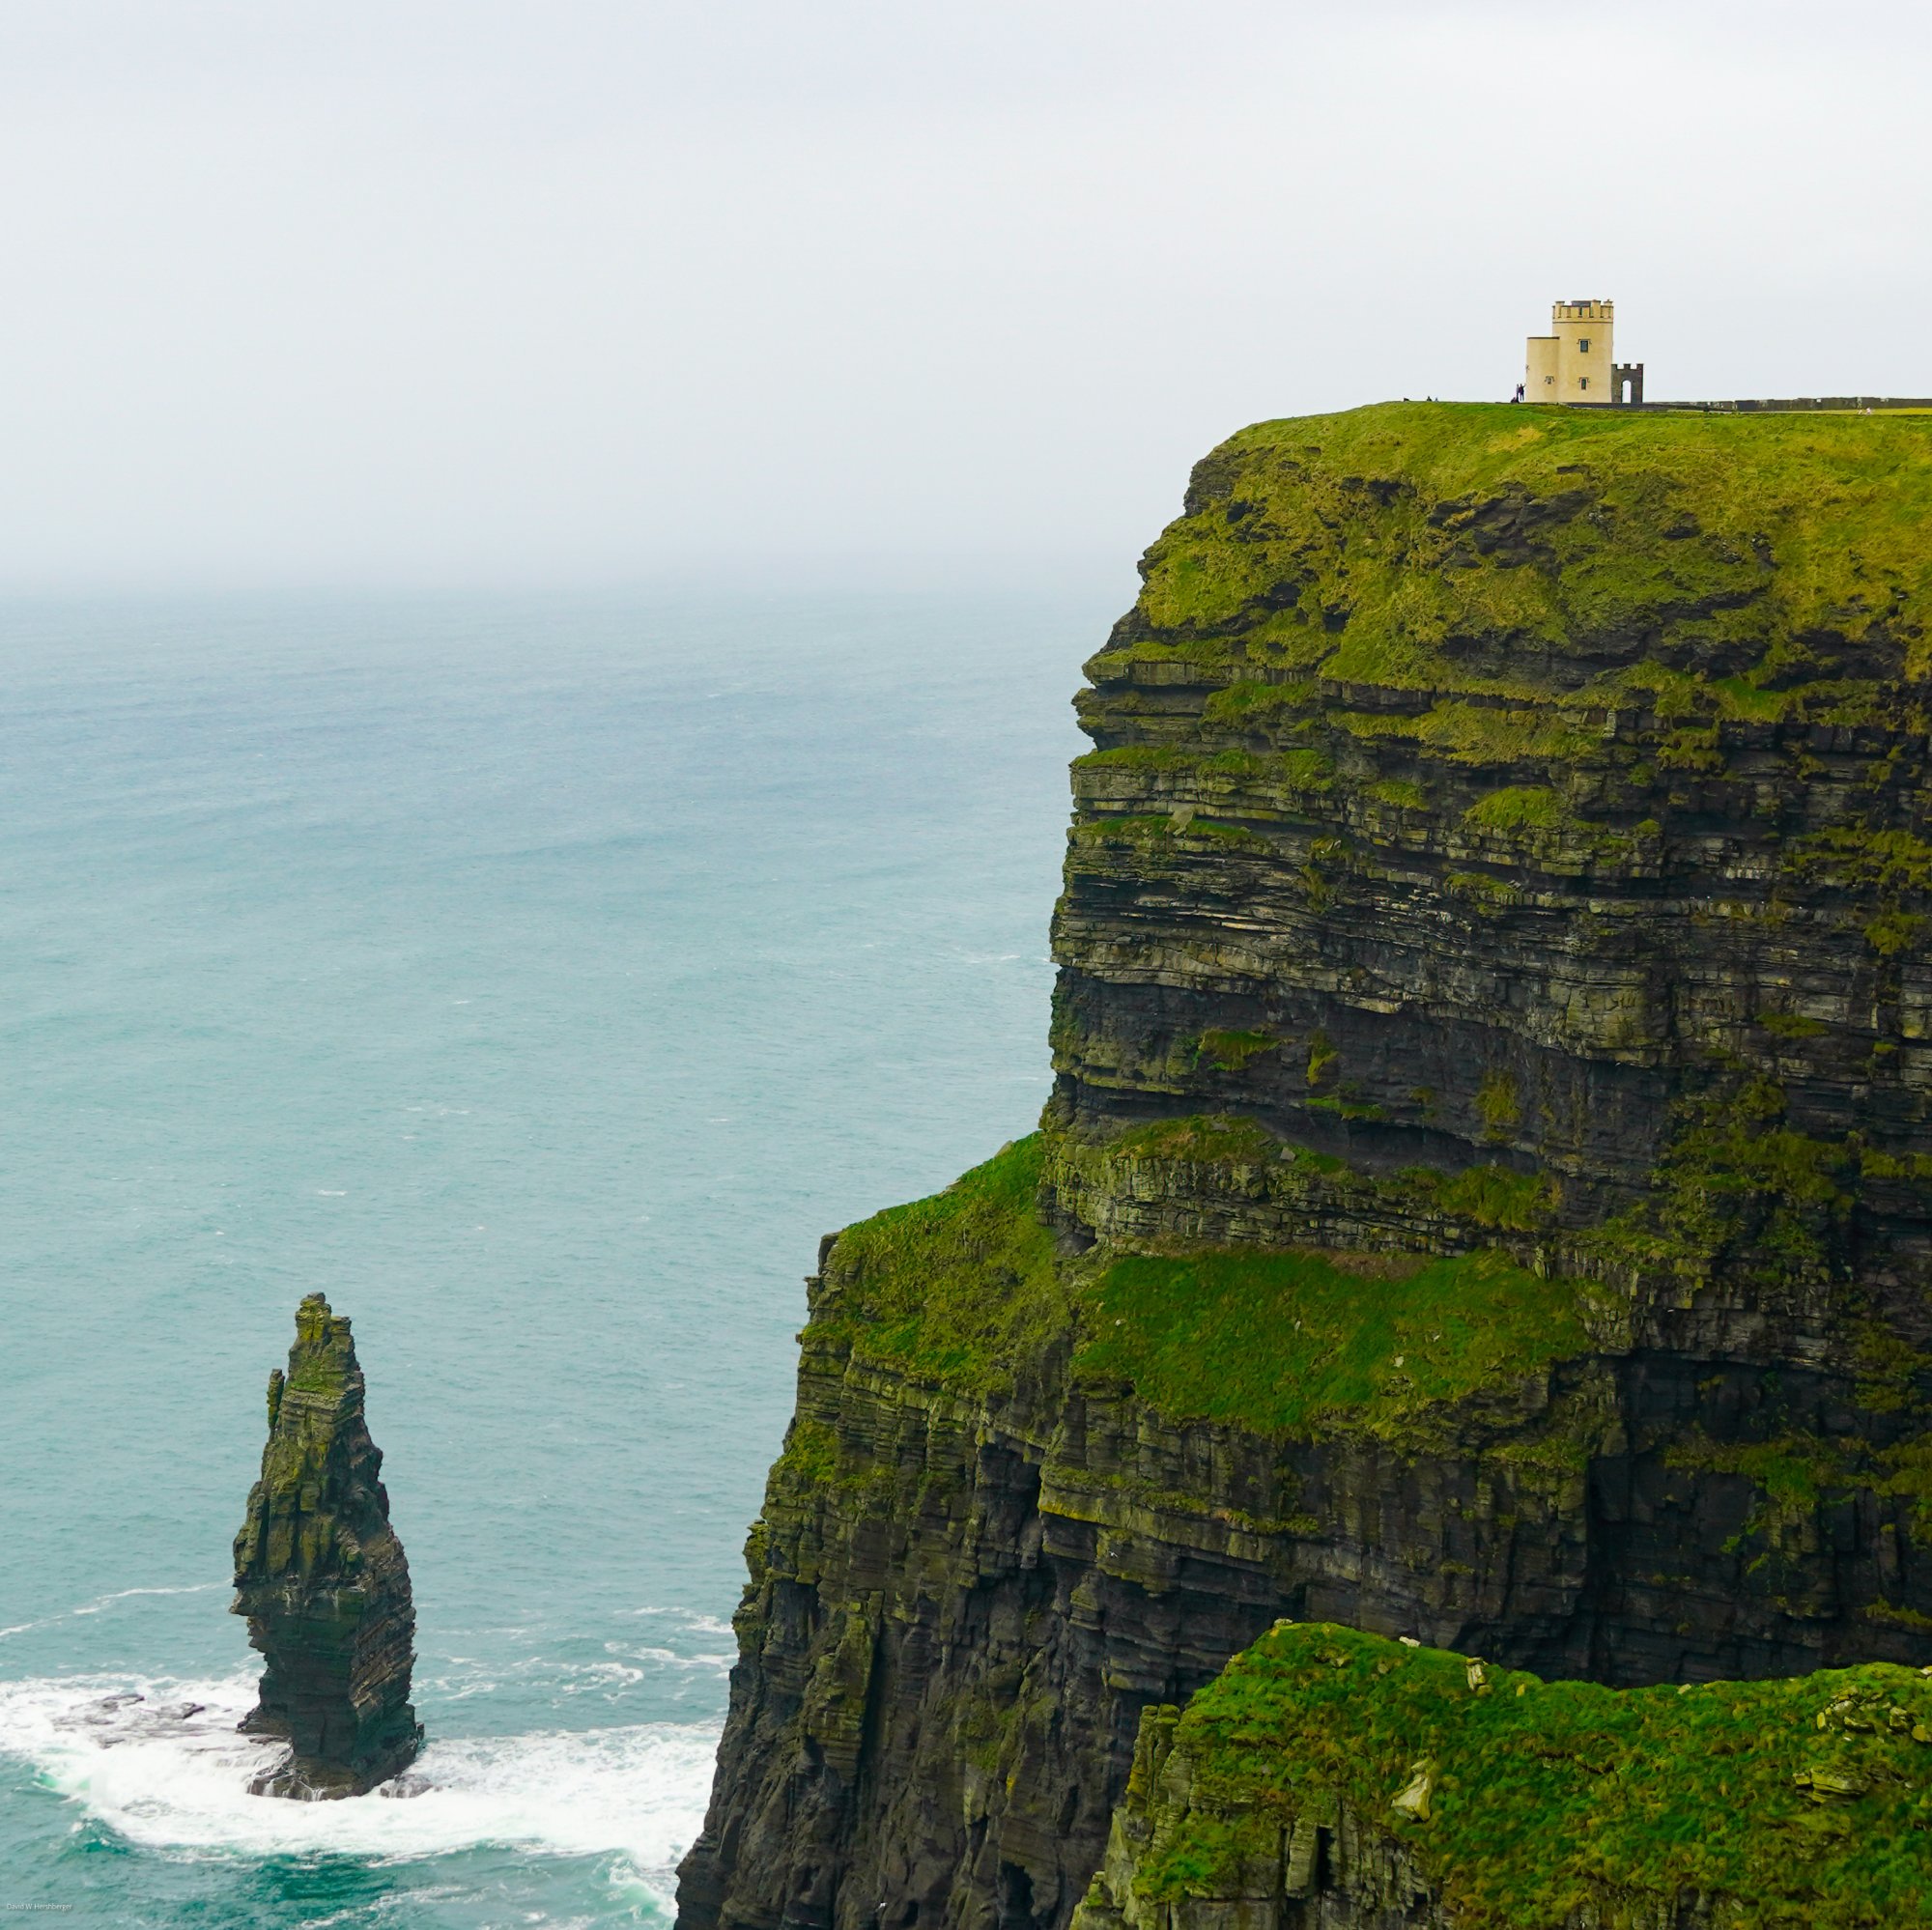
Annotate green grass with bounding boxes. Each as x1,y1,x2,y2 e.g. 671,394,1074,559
1430,1161,1552,1228
1463,785,1570,834
1106,1114,1286,1164
1075,745,1333,785
1413,701,1595,765
1592,1076,1859,1288
816,1137,1067,1394
1193,1028,1277,1072
1475,1068,1521,1135
1662,1428,1848,1520
1130,1620,1932,1927
1070,1113,1556,1233
1366,776,1428,808
774,1415,840,1485
1073,1246,1585,1435
1304,1093,1386,1121
1866,910,1925,955
1445,868,1521,907
1789,826,1932,894
816,1131,1585,1437
1201,680,1320,726
813,1093,1899,1445
1112,401,1932,700
1710,672,1792,720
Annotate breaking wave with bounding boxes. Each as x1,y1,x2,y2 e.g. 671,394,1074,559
0,1670,717,1898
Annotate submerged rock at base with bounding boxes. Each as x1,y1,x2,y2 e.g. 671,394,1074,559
232,1291,422,1799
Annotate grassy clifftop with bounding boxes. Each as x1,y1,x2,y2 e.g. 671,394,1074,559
1115,401,1932,707
1059,401,1932,1238
1080,1620,1932,1928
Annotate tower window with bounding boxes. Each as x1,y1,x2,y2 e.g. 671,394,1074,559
1578,338,1591,352
1578,376,1590,390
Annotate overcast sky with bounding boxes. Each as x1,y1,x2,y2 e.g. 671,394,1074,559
1,0,1927,589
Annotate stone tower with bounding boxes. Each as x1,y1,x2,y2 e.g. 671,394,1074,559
1525,298,1613,403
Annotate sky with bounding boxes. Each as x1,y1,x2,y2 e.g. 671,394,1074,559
1,0,1928,590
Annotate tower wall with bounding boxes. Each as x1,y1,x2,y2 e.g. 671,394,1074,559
1526,299,1614,404
1551,298,1612,403
1525,334,1559,397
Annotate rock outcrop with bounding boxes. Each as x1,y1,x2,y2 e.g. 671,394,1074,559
232,1291,422,1799
1073,1620,1932,1930
678,404,1932,1930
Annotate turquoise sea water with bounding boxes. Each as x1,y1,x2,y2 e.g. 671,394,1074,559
0,589,1099,1927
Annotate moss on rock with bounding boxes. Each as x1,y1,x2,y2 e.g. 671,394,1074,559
231,1292,421,1800
1078,1620,1932,1930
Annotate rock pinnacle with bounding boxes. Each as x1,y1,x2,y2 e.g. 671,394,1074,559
231,1291,422,1798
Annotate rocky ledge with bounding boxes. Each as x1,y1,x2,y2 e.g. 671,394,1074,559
232,1291,421,1799
679,403,1932,1930
1075,1620,1932,1930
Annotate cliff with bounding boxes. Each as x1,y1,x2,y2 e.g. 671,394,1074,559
678,403,1932,1930
232,1291,422,1798
1074,1620,1932,1929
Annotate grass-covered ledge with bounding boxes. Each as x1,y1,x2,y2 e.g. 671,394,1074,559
1077,1619,1932,1929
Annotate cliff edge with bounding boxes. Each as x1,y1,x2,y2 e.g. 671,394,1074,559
679,403,1932,1930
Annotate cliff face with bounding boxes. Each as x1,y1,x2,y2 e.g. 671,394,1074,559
679,404,1932,1930
232,1291,421,1799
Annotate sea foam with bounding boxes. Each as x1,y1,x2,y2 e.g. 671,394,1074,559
0,1670,717,1891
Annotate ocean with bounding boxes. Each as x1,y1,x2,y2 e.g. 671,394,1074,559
0,586,1103,1927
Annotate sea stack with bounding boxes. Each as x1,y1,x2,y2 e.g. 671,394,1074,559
232,1291,422,1798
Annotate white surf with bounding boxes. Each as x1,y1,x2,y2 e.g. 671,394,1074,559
0,1670,718,1898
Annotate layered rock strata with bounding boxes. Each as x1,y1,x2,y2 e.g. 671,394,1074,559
232,1291,422,1798
680,405,1932,1930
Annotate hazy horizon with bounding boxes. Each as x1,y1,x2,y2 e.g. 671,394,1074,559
4,0,1929,592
